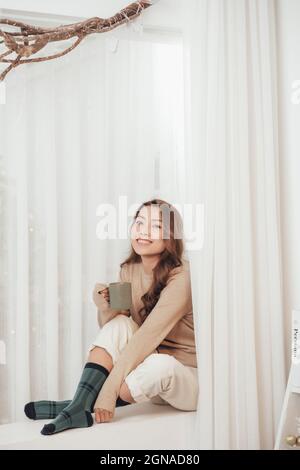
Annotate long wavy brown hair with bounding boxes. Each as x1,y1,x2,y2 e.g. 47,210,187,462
120,198,185,323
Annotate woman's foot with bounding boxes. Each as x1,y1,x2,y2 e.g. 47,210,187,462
24,400,71,420
41,409,93,435
24,395,130,421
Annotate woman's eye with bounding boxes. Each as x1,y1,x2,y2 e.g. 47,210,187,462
135,220,161,229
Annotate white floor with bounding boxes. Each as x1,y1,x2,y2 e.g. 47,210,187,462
0,402,197,450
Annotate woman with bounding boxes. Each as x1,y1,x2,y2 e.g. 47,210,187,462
24,198,198,435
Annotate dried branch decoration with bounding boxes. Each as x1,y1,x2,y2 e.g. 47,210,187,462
0,1,154,81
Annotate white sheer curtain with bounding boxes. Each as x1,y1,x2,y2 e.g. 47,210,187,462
183,0,286,450
0,24,185,424
0,0,288,451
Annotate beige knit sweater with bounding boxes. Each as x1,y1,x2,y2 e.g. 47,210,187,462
92,258,197,413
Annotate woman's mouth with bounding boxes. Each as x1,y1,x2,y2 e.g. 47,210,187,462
136,238,152,245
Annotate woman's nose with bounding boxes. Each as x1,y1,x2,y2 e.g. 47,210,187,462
139,228,149,237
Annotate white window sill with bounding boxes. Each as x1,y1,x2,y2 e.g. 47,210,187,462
0,401,197,450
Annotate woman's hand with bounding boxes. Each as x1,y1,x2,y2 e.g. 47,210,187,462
98,286,110,303
93,283,110,309
93,283,130,316
95,407,114,423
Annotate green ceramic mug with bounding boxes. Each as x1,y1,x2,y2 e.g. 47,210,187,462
108,282,132,310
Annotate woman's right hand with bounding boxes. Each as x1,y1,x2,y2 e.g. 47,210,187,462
98,286,110,303
93,283,130,316
93,283,110,308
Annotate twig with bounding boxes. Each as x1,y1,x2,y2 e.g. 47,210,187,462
0,1,153,81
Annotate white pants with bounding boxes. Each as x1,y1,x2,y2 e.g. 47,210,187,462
88,314,199,411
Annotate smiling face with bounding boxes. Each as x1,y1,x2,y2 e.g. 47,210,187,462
131,204,166,257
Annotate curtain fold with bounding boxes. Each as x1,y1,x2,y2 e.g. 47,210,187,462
183,0,286,450
0,29,185,424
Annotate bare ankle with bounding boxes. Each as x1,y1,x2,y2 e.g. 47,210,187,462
88,346,113,372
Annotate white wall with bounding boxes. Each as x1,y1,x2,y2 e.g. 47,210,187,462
0,0,136,18
276,0,300,371
0,0,184,29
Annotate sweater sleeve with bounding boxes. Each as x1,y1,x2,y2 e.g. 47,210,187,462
92,266,130,328
93,266,193,413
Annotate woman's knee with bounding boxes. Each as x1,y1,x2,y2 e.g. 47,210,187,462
143,353,178,377
107,313,137,329
87,314,138,363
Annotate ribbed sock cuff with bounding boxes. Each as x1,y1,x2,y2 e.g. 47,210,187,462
84,362,110,378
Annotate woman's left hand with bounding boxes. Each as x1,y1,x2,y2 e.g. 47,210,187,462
95,407,114,423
